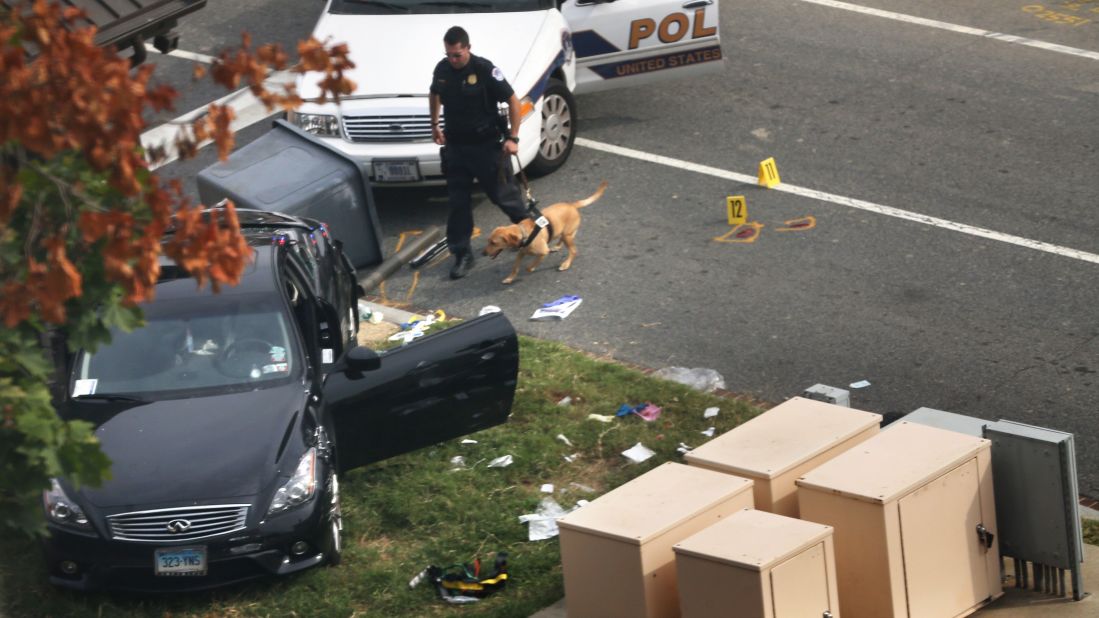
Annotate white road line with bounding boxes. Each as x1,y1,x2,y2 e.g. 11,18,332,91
575,137,1099,266
141,70,295,171
798,0,1099,61
144,44,218,65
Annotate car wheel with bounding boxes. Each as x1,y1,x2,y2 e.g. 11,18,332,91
322,471,342,566
527,78,576,177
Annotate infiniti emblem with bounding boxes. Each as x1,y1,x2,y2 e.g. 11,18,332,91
166,519,192,534
389,123,404,133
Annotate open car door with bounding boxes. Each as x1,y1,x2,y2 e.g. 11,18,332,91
563,0,722,94
326,312,519,472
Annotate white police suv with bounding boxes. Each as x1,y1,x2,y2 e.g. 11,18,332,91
288,0,722,185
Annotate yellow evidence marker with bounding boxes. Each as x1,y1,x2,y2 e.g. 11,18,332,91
758,157,781,188
726,195,747,226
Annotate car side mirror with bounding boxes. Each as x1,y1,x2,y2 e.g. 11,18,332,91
344,345,381,372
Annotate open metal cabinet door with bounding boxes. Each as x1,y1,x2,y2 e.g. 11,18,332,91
563,0,723,95
326,312,519,473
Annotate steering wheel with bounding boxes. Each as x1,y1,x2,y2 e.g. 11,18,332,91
214,338,276,378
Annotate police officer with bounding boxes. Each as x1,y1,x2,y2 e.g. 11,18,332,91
430,26,529,280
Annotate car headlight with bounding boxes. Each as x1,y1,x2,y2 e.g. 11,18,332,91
288,111,340,137
43,479,92,530
267,448,317,516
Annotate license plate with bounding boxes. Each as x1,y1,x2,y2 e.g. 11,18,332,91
154,546,207,576
373,159,421,182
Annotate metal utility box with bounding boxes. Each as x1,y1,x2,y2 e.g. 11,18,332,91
802,383,851,408
984,420,1085,599
684,397,881,517
897,409,1085,599
674,508,840,618
796,422,1002,618
898,407,990,437
197,119,384,268
558,462,755,618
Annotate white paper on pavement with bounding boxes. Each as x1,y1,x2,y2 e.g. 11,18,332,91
530,298,582,321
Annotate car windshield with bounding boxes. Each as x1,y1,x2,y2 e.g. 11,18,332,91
72,292,299,399
328,0,553,15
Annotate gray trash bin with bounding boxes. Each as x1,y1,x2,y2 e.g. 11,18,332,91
197,119,384,268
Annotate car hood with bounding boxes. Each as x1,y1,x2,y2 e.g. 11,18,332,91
69,384,307,509
300,10,548,99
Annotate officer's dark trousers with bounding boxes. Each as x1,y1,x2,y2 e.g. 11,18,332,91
444,142,528,256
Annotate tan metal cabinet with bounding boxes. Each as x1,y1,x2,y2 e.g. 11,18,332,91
558,462,756,618
685,397,881,517
674,508,840,618
796,422,1002,618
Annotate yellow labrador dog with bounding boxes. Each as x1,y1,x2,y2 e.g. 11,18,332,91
483,181,607,284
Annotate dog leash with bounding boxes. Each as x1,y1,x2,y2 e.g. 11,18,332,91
501,150,551,248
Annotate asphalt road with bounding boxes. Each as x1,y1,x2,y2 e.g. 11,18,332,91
150,1,1099,496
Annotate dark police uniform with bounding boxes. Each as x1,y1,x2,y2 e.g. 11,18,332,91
430,54,528,258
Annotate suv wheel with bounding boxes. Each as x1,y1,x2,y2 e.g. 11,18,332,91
528,78,576,177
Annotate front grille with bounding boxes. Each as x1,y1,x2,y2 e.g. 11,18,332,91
107,504,249,543
343,114,438,142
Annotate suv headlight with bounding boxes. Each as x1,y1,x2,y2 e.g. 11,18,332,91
288,111,340,137
43,479,92,530
267,448,317,516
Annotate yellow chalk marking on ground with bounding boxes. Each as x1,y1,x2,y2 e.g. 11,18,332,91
775,215,816,231
758,157,781,188
713,221,764,243
379,227,482,305
726,195,747,225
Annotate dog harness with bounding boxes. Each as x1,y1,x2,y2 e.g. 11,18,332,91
519,202,553,248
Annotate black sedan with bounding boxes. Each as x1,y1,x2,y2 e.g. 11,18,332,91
43,217,519,591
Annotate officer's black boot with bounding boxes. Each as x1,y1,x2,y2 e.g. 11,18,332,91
449,251,474,280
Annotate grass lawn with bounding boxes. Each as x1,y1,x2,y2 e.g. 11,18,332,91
0,336,762,617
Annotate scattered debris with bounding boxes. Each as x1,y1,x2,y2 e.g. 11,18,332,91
518,497,572,541
357,301,383,324
849,379,871,389
531,295,582,321
652,366,726,392
487,455,514,468
569,482,595,493
410,552,510,604
587,413,614,423
461,439,478,445
616,402,662,422
563,453,580,463
677,442,694,454
540,483,554,494
701,427,716,438
636,403,662,421
556,396,572,406
622,442,656,463
556,434,573,447
479,305,501,316
449,456,467,470
704,407,720,419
